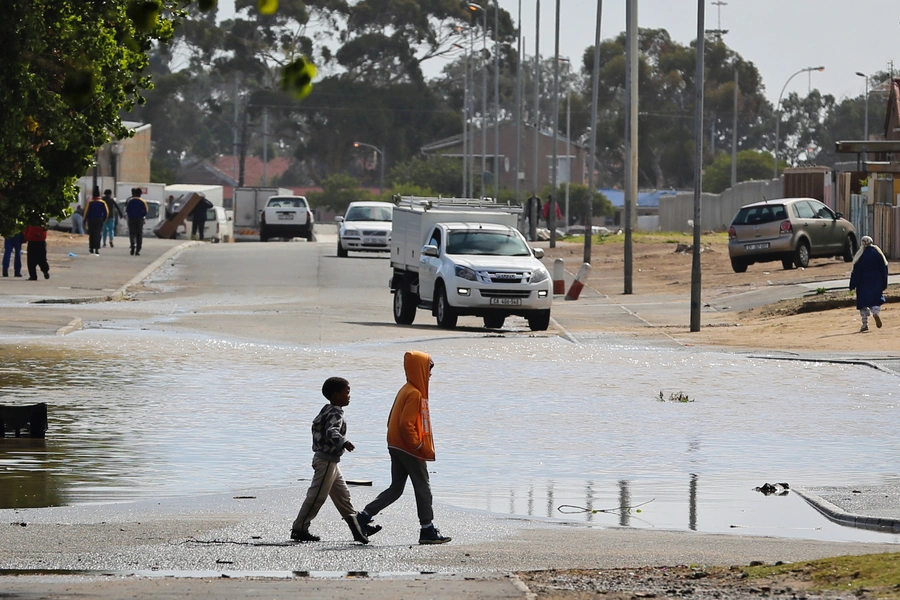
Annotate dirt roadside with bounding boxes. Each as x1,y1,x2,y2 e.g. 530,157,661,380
544,233,898,353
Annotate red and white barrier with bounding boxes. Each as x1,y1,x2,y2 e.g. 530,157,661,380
553,258,566,295
565,263,592,301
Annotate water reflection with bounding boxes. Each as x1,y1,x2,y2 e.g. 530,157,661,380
1,332,899,543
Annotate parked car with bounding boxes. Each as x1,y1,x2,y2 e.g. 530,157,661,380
335,201,393,257
727,198,858,273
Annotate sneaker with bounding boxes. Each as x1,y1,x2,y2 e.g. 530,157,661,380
14,273,21,277
874,314,883,328
363,522,383,537
2,271,7,277
28,276,38,281
418,525,451,545
109,240,114,248
43,271,49,279
345,514,369,544
860,324,869,332
135,251,140,256
130,247,135,256
102,243,106,248
290,529,320,542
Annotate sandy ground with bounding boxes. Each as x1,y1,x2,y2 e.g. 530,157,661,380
544,234,898,354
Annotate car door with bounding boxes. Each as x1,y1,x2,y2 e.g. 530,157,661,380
808,200,841,255
418,226,442,302
791,200,823,252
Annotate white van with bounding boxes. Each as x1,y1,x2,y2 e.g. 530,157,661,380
173,205,234,242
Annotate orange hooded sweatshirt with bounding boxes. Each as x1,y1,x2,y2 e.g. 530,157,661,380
386,351,435,461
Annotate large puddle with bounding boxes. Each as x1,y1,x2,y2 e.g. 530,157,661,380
2,331,899,544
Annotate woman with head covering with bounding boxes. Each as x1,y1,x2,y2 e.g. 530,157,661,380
849,236,889,332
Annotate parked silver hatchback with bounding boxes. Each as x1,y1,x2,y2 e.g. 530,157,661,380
727,198,858,273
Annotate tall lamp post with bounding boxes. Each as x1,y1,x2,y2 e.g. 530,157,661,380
468,2,487,199
558,57,571,230
352,141,385,194
773,65,824,178
492,0,499,201
453,41,469,197
855,71,869,142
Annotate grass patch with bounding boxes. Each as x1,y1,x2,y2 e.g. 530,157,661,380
744,553,900,598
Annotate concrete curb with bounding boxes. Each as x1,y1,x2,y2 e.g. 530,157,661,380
32,242,200,306
55,317,82,337
793,487,900,533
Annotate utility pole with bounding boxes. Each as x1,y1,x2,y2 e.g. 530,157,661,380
623,0,638,295
530,0,541,242
549,0,560,248
514,0,522,208
731,70,738,188
493,0,499,200
585,0,603,265
690,0,705,333
262,107,268,186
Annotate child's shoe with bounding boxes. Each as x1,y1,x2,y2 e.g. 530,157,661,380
418,524,451,545
290,529,320,542
344,514,369,544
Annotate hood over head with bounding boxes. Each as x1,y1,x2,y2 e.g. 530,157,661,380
403,350,431,397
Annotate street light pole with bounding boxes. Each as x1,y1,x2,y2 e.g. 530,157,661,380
352,142,385,194
493,0,499,201
514,0,522,208
468,3,487,198
855,71,869,142
773,65,824,178
454,41,469,197
530,0,540,242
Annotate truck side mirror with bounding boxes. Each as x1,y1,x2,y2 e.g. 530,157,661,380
335,216,344,223
532,247,544,259
422,244,439,257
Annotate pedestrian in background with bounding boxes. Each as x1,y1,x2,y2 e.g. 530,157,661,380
71,205,85,235
356,351,451,545
125,187,148,256
191,196,214,240
84,187,109,255
2,231,24,277
850,235,889,332
101,189,123,248
165,195,176,221
23,222,49,280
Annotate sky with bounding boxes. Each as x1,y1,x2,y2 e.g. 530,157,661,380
217,0,899,106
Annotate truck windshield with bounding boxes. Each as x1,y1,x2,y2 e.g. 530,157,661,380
346,206,392,222
446,230,531,256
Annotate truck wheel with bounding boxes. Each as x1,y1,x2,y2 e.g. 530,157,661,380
483,315,505,329
337,241,348,258
527,310,551,331
393,289,417,325
306,227,315,242
435,286,458,329
260,227,268,242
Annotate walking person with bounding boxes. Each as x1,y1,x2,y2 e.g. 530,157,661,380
23,222,49,280
101,189,123,248
3,231,24,277
850,235,889,332
290,377,378,544
125,187,149,256
356,351,451,545
190,196,214,240
84,188,109,255
71,205,85,235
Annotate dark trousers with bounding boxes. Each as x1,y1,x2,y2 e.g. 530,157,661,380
363,448,434,526
128,218,144,252
26,241,48,279
87,218,104,251
3,234,23,275
192,218,206,240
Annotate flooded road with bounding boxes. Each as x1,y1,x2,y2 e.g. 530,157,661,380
2,328,898,544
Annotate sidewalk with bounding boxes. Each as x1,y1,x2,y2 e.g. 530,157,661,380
0,234,191,336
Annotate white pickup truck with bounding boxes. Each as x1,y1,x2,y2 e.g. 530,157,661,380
259,195,314,242
389,196,552,331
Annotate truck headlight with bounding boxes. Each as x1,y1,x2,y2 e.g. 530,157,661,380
455,265,478,281
530,268,550,284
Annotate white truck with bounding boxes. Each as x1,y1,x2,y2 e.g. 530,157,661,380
390,196,553,331
232,187,293,238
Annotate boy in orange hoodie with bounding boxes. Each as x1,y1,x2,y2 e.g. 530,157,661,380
356,351,451,544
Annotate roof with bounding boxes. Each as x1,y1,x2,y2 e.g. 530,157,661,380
213,156,293,187
598,188,679,208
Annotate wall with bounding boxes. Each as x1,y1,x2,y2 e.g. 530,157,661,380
659,179,783,231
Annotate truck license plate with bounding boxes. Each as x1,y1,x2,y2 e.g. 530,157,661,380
490,298,522,306
277,213,294,220
744,242,769,251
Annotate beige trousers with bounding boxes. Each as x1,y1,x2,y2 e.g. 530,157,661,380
292,456,355,533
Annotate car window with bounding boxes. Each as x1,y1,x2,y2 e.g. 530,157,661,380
427,228,442,252
446,230,532,256
346,206,392,221
808,201,833,219
733,205,787,225
793,201,816,219
267,198,306,208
